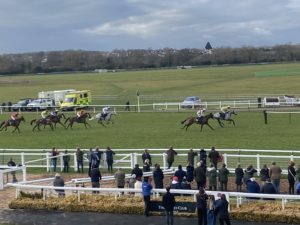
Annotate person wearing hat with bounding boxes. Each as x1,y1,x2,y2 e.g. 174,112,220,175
41,109,50,121
101,106,110,120
53,173,65,197
50,108,59,118
142,177,153,217
220,105,231,120
170,176,181,192
196,107,206,123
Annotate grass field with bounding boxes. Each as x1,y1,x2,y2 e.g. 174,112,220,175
0,111,299,150
0,62,300,151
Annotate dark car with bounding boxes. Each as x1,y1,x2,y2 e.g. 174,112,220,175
12,98,33,111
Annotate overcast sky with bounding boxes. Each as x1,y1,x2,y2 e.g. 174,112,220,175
0,0,299,53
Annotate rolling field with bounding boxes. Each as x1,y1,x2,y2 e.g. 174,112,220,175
0,62,300,151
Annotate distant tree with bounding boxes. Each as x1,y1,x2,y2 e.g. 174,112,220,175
205,42,213,50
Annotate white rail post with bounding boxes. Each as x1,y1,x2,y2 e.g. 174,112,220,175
130,153,135,168
46,152,50,173
21,152,25,167
60,154,64,172
223,153,227,166
290,155,294,162
256,154,260,174
22,166,27,183
0,170,3,190
163,153,167,170
74,153,78,172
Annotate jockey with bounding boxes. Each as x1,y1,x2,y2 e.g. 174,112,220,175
50,109,59,117
220,105,231,119
41,110,50,119
102,106,110,119
76,108,85,118
11,112,19,121
196,108,206,122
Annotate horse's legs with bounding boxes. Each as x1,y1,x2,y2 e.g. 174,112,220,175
58,122,65,128
227,119,235,126
32,125,37,131
217,119,224,127
206,123,214,131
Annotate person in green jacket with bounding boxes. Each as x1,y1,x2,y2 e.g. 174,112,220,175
218,163,229,191
207,163,218,191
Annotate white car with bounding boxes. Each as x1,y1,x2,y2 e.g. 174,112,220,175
180,96,201,109
27,98,55,111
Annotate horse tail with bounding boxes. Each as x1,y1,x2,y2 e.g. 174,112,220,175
0,121,4,128
89,116,95,121
181,117,193,125
64,117,70,124
30,119,36,125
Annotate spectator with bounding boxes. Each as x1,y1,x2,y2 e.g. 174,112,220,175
200,159,207,174
7,101,12,112
53,173,65,197
297,180,300,195
187,148,197,166
142,177,153,217
208,146,220,169
174,165,187,184
207,163,217,191
114,168,126,189
218,163,229,191
125,100,130,111
288,161,296,194
181,177,191,190
128,174,136,189
194,162,206,190
87,148,94,175
207,195,217,225
196,188,208,225
235,163,244,192
165,146,178,169
246,177,260,199
62,150,70,173
1,102,6,112
269,161,282,193
215,194,231,225
135,176,143,197
199,148,207,166
296,165,300,181
94,146,103,167
51,147,59,172
7,158,17,183
76,147,84,173
143,159,151,172
243,164,257,183
132,164,143,180
260,164,270,186
105,146,115,173
261,178,276,200
170,176,181,191
90,165,102,193
142,149,152,166
186,162,194,183
153,164,164,189
162,186,176,225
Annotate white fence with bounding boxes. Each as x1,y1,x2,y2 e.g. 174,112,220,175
7,182,300,210
0,166,26,190
1,148,299,173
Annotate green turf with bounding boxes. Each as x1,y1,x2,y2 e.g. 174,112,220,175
255,68,300,77
0,111,299,150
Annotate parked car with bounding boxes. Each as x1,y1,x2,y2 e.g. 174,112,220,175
12,98,33,111
180,96,201,109
26,98,55,111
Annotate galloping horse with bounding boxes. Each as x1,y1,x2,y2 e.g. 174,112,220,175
89,111,117,127
0,116,25,133
181,113,214,131
30,118,54,131
49,113,66,128
213,110,237,127
64,112,91,129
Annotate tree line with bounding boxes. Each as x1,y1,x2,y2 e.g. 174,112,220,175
0,44,300,75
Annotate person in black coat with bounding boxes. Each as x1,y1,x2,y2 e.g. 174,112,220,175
208,146,219,169
243,164,257,183
288,161,296,194
260,164,270,186
90,165,102,193
235,163,244,192
199,148,207,166
162,186,176,225
196,188,208,225
261,178,276,200
105,146,116,173
186,163,194,183
142,149,152,166
153,164,164,189
131,164,143,180
174,165,187,184
215,194,231,225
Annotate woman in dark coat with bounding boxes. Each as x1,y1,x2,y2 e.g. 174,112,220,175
288,161,296,194
260,164,270,186
153,164,164,188
235,163,244,192
186,162,194,183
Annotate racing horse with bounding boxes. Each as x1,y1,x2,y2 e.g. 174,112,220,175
0,116,25,133
64,112,91,129
181,113,214,131
31,118,54,131
89,111,117,127
48,113,66,129
213,110,237,127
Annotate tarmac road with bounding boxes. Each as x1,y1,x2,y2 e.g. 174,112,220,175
0,209,292,225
